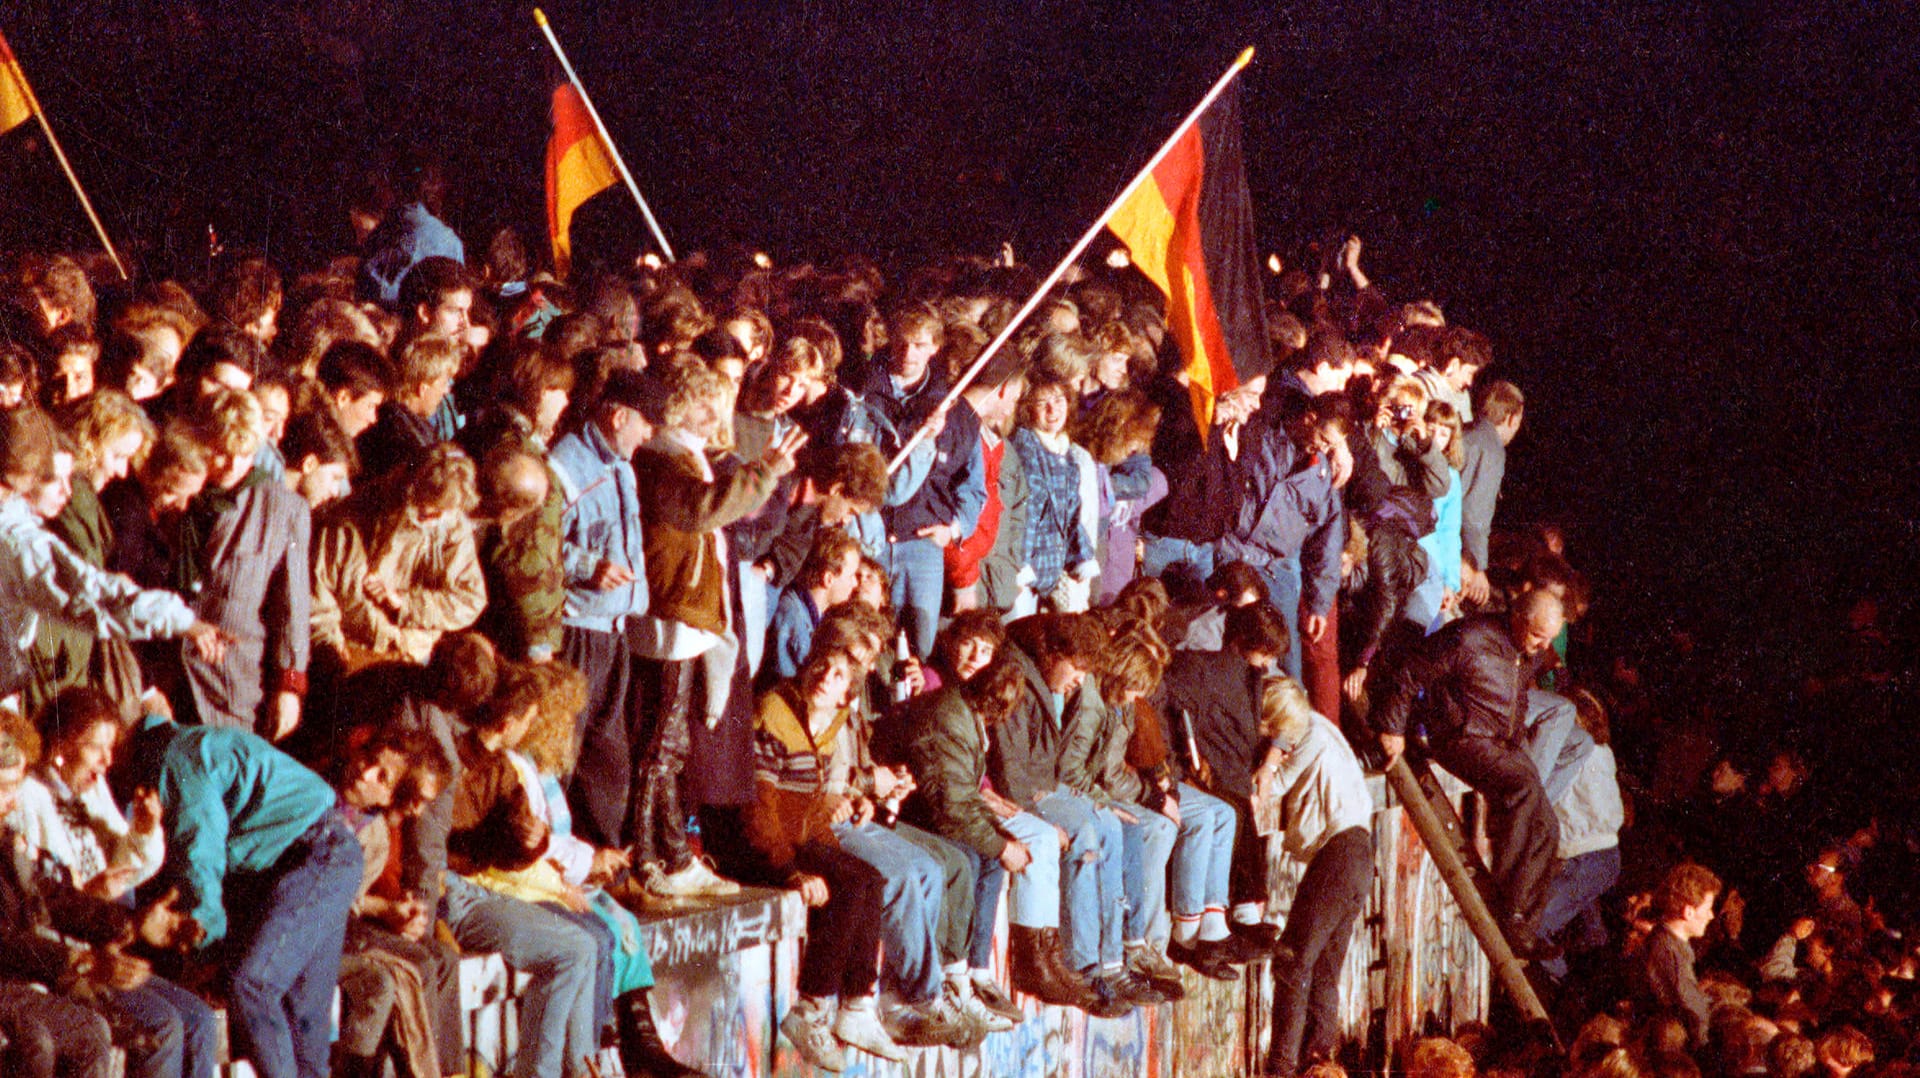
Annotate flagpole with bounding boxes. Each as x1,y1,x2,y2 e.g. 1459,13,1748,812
4,37,128,280
885,47,1254,475
533,8,675,262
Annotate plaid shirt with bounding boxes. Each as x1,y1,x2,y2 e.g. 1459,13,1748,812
1009,429,1095,593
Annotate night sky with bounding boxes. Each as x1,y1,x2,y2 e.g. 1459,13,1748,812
4,1,1917,679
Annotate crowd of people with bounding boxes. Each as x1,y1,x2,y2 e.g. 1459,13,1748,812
0,158,1911,1078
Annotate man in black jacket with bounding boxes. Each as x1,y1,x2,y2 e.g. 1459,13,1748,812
1371,589,1566,956
1159,602,1291,959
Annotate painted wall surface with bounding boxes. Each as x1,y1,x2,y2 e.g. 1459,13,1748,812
622,781,1489,1078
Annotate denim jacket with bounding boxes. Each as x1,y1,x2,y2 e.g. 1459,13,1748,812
550,425,649,632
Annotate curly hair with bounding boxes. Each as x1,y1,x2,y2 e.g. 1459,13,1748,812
404,443,479,514
62,390,153,480
516,660,589,777
1072,389,1161,465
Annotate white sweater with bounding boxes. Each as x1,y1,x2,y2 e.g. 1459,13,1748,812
1272,712,1375,864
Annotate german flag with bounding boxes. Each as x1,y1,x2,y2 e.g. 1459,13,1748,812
0,30,35,136
545,82,618,278
1108,80,1268,436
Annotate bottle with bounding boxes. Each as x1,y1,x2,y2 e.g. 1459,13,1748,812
894,629,913,703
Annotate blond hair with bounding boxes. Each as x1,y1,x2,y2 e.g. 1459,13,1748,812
662,359,731,437
194,386,263,458
396,334,463,393
64,390,154,479
1259,675,1315,744
517,660,589,777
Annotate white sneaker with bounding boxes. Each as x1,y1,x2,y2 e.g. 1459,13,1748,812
649,854,741,898
780,1000,846,1072
834,1004,908,1062
949,979,1015,1034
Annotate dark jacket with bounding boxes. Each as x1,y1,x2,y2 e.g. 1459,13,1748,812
900,688,1009,860
356,401,441,486
0,834,131,987
866,368,985,543
1225,421,1345,615
1143,375,1237,544
1371,613,1548,745
1158,648,1267,797
986,645,1066,807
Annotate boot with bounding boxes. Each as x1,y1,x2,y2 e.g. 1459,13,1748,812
620,991,711,1078
1009,926,1097,1009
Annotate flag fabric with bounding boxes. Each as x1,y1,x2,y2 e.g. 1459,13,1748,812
0,30,35,136
1107,81,1268,435
544,82,617,278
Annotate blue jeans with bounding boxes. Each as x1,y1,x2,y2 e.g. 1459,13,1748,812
1255,555,1304,679
1537,846,1622,980
1115,800,1176,945
1141,534,1216,583
887,536,946,658
107,977,220,1078
227,812,363,1078
1033,790,1125,973
836,821,945,1003
543,903,616,1039
999,811,1061,930
1169,784,1237,920
442,875,601,1078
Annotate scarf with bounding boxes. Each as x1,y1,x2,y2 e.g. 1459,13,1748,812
174,467,269,595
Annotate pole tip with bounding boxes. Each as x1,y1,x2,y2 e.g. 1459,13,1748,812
533,8,549,26
1235,46,1255,69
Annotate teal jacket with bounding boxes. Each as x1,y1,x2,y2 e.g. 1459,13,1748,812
129,716,335,945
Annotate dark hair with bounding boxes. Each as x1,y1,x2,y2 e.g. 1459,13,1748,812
397,257,471,320
475,662,545,731
1008,612,1107,673
958,659,1024,727
1437,325,1492,371
208,256,283,333
281,407,357,472
1224,602,1290,658
807,443,888,508
798,529,865,591
1653,862,1721,921
1291,327,1356,373
316,340,391,400
1208,560,1270,604
424,631,499,713
934,609,1008,677
36,686,120,751
175,325,265,386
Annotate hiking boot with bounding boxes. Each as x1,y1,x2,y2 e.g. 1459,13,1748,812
779,1000,846,1072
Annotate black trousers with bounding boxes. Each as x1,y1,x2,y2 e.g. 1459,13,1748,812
564,626,645,850
792,840,888,1001
1226,793,1270,909
629,655,699,869
0,981,112,1078
1267,826,1372,1075
1427,734,1560,932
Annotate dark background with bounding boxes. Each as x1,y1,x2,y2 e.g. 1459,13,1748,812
4,1,1917,680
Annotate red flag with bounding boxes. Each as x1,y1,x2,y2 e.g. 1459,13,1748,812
545,83,617,278
1108,82,1268,435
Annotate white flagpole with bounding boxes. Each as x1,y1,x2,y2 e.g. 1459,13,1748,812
885,47,1253,475
534,8,675,261
3,31,128,280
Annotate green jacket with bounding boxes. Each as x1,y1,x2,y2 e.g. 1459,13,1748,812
466,411,566,660
901,687,1007,860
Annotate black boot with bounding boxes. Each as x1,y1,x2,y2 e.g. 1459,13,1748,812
620,990,710,1078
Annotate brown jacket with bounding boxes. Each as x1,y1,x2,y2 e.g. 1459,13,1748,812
635,437,778,635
